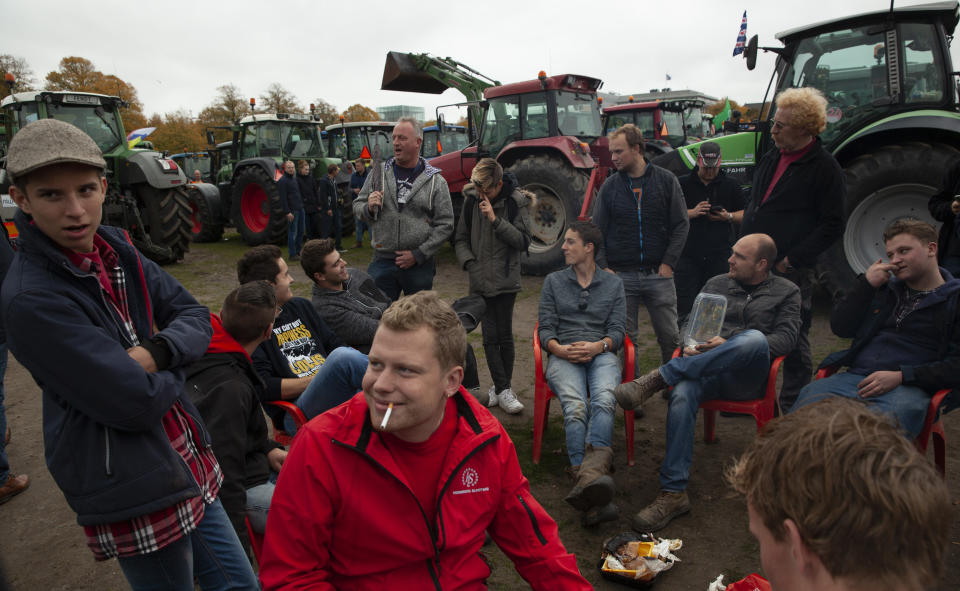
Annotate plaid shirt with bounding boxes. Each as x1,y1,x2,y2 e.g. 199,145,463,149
66,236,222,560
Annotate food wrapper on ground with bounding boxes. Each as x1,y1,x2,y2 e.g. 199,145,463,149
598,532,682,587
707,574,726,590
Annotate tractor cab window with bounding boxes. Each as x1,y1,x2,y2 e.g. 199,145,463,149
279,123,323,159
328,130,346,159
556,91,602,140
257,123,283,157
902,23,944,104
480,96,520,155
522,95,550,139
7,102,38,134
241,125,259,158
659,109,686,147
603,114,630,135
45,103,122,153
346,128,364,160
778,26,889,145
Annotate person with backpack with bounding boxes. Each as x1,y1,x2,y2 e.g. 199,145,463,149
454,158,532,414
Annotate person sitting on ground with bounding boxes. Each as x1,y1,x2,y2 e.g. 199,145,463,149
186,281,287,554
728,397,951,591
301,238,390,354
614,233,800,532
237,245,368,433
454,157,532,414
258,291,591,590
538,221,626,526
792,218,960,437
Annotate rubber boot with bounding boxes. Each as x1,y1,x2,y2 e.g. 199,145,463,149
564,445,615,511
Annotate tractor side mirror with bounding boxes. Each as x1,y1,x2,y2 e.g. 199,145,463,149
437,113,446,132
745,35,758,71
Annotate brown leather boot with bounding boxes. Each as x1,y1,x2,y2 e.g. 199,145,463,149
564,445,615,511
0,473,29,504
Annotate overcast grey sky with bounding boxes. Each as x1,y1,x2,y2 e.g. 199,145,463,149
6,0,959,119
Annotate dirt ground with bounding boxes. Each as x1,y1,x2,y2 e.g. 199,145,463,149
1,237,958,590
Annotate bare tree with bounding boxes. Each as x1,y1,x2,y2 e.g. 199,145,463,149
309,98,340,128
0,54,36,98
259,83,301,114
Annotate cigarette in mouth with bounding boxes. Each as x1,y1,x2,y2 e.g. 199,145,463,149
380,402,394,430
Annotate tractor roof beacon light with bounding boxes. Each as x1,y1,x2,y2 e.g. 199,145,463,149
538,70,548,90
628,96,634,103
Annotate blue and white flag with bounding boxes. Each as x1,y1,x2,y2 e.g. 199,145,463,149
732,11,748,57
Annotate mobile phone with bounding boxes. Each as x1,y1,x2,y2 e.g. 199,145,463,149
710,205,724,213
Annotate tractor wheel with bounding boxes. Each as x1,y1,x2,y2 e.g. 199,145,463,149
187,189,223,243
231,167,287,246
817,142,960,298
508,154,588,276
136,186,192,265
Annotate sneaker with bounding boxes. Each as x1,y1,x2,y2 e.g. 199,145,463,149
614,369,667,411
631,490,690,532
0,473,29,505
497,388,524,414
485,386,499,408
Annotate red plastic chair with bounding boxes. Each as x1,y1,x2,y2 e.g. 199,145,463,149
265,400,307,447
532,322,637,466
815,366,949,476
245,514,265,565
625,347,785,451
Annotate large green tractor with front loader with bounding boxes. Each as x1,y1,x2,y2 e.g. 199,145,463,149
654,1,960,297
0,90,193,264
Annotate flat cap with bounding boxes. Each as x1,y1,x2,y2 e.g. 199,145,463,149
6,118,106,181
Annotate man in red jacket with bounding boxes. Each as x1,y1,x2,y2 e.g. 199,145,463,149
260,291,590,590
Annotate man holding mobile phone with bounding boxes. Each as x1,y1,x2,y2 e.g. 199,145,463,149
675,141,745,325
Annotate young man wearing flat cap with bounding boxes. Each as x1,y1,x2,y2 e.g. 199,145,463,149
1,119,257,590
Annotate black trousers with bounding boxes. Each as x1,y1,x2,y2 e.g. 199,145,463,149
481,292,517,392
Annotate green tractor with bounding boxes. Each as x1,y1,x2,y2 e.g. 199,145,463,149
654,1,960,296
206,102,348,246
0,91,192,264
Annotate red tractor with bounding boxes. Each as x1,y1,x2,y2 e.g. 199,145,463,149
383,52,603,274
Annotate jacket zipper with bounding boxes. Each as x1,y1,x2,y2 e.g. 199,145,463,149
333,439,443,590
103,427,113,476
433,435,501,554
517,494,547,544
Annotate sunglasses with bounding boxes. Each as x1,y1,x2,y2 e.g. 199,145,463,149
578,289,589,311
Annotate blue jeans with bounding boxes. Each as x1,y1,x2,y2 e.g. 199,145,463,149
546,352,620,466
618,270,679,371
368,256,435,302
245,472,278,534
332,207,343,248
792,372,929,438
117,498,258,591
0,343,8,482
355,218,368,244
288,209,306,258
283,347,368,433
659,330,770,491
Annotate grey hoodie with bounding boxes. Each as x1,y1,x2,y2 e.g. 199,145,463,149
353,157,454,264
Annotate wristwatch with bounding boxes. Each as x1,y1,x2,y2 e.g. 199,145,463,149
601,340,609,353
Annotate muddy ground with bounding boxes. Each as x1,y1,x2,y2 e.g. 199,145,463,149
0,236,958,590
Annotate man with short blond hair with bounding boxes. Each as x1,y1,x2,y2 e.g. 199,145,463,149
593,123,689,370
354,117,454,300
729,397,951,591
260,291,591,590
